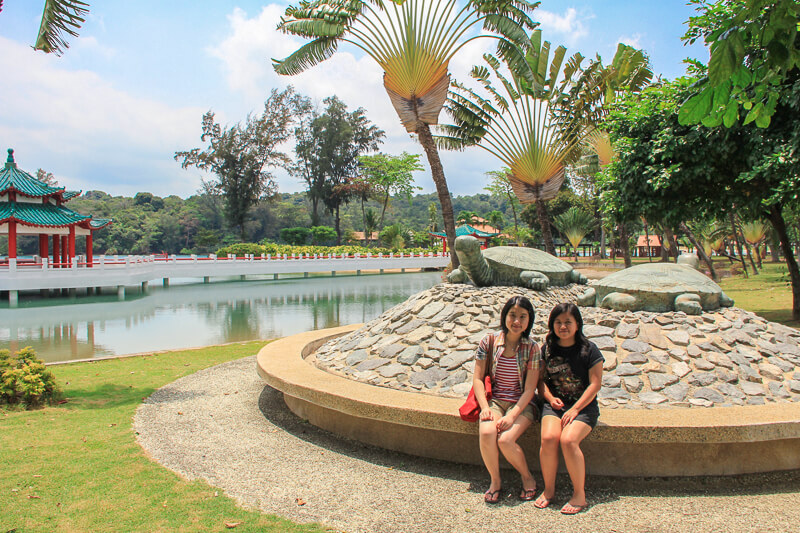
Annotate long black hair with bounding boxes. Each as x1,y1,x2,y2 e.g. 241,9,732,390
499,295,535,339
545,302,590,360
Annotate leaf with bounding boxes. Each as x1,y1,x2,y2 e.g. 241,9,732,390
296,497,306,506
722,101,739,127
708,32,742,86
743,101,763,125
678,87,713,125
224,521,242,529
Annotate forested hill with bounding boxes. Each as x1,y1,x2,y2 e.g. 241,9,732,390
5,190,518,256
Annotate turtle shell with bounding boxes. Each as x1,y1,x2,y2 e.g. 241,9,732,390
483,246,575,285
592,263,726,311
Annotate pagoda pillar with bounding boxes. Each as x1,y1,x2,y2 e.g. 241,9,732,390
53,234,60,268
61,236,68,267
39,234,48,259
68,225,76,266
8,220,16,259
86,233,93,267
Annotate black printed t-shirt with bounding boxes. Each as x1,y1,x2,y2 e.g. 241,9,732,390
543,341,604,409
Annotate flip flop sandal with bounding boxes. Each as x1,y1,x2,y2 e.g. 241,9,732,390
560,502,588,515
533,495,553,509
519,488,537,501
484,488,502,504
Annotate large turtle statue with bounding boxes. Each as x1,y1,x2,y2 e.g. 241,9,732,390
577,262,734,315
447,235,587,290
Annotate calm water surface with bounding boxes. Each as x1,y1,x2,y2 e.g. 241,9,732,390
0,272,442,363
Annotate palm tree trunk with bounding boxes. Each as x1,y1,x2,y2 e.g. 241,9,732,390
619,223,632,268
508,194,519,233
534,186,555,255
728,211,749,278
416,123,458,268
600,226,607,259
663,226,679,262
335,206,341,245
680,222,718,282
642,218,652,262
769,228,781,262
766,203,800,321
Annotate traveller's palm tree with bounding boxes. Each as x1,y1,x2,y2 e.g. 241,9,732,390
439,30,607,254
274,0,539,266
28,0,90,55
553,207,595,262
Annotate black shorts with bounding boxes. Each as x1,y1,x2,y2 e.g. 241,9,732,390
541,401,599,429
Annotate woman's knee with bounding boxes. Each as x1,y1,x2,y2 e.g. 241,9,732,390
540,430,560,450
560,431,585,451
497,431,520,449
479,421,498,438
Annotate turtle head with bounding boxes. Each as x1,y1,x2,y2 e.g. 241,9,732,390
454,235,481,255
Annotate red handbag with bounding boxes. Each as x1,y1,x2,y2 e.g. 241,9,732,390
458,335,494,422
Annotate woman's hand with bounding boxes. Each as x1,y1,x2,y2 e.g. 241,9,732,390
550,397,565,410
479,408,494,422
561,407,578,427
496,414,515,432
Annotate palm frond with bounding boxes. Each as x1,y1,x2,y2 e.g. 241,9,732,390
273,37,340,76
34,0,90,56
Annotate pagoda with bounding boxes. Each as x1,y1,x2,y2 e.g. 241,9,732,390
0,149,111,267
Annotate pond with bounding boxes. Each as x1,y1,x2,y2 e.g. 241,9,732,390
0,272,443,363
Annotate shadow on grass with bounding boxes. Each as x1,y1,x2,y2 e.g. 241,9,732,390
258,383,800,502
63,384,159,410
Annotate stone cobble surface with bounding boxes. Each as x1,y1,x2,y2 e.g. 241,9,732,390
311,283,800,408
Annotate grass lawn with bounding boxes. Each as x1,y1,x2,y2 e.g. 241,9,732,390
0,341,327,533
718,260,799,328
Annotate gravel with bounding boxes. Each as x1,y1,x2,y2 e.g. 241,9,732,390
134,355,800,533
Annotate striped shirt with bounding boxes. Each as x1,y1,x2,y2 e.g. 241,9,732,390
493,354,522,401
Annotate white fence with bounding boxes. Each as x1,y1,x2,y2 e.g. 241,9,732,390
0,252,451,293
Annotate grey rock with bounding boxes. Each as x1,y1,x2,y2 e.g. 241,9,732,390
769,382,790,398
602,375,621,388
398,346,423,365
598,388,631,400
669,348,689,362
597,317,621,328
758,362,784,381
716,382,746,400
419,301,445,319
396,319,426,335
621,339,651,353
693,387,725,404
650,350,670,364
662,383,689,401
452,382,472,397
409,367,449,387
380,344,406,358
689,398,713,407
740,381,766,396
441,370,469,388
688,372,717,387
738,364,762,383
584,325,615,338
378,364,407,378
746,396,766,405
788,380,800,394
623,377,643,393
415,357,434,369
671,362,691,377
616,322,639,339
708,353,734,369
592,336,618,351
768,356,795,372
648,373,678,391
356,358,390,372
666,330,691,346
623,352,649,364
687,345,702,358
639,392,668,404
616,363,642,376
693,359,716,371
439,350,474,370
715,368,739,383
345,349,368,366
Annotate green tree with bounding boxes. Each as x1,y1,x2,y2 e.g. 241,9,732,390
553,207,595,262
680,0,800,128
311,96,384,244
280,227,311,245
274,0,539,269
174,87,311,240
484,169,521,233
358,152,423,229
485,210,505,231
18,0,89,56
456,211,478,225
310,225,337,245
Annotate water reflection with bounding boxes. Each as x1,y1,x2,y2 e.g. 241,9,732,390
0,272,442,363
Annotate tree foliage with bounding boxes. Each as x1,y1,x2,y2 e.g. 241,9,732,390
358,152,423,229
175,87,311,240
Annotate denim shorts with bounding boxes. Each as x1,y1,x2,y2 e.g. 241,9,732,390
541,401,599,428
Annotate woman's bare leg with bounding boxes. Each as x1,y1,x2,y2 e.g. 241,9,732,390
497,416,535,491
479,419,502,493
560,420,593,509
535,416,562,507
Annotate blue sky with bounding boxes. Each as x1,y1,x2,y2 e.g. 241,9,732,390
0,1,708,199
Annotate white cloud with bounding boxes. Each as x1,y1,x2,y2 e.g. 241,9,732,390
72,36,116,60
536,8,591,45
0,36,205,197
207,4,505,195
618,33,643,49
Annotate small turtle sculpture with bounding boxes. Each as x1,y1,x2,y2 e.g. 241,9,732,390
447,235,587,290
577,262,734,315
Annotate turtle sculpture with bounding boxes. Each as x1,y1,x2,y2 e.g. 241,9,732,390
577,262,734,315
447,235,587,290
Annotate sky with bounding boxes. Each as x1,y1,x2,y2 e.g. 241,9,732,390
0,1,709,199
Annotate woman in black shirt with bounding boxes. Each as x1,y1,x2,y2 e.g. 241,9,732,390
534,303,603,515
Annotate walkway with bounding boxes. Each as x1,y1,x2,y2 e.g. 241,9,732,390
134,355,800,533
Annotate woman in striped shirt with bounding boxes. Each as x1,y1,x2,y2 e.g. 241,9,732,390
472,295,542,504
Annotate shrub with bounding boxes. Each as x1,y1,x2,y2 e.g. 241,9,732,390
280,227,311,246
0,347,60,409
215,243,265,256
310,226,337,245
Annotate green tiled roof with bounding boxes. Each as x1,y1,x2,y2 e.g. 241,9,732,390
430,224,500,239
0,149,66,198
89,217,112,229
62,190,82,201
0,201,90,227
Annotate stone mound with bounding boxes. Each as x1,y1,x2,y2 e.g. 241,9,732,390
310,283,800,409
